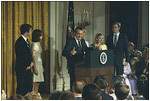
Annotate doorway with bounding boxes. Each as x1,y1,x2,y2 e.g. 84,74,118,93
109,1,139,46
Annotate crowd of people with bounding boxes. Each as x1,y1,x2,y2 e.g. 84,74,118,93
2,22,149,100
5,72,149,100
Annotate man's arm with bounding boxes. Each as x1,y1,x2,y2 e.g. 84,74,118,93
15,41,31,71
62,40,74,59
15,41,25,61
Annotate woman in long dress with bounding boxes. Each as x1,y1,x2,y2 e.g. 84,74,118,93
31,29,44,93
91,33,107,50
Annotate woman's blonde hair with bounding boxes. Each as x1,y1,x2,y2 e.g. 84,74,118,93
93,33,105,45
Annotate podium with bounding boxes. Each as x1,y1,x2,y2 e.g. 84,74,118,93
75,50,114,86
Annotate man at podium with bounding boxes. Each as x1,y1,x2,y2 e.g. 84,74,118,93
107,22,129,75
62,26,88,90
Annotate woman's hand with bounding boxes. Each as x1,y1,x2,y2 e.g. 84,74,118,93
34,69,38,76
26,66,31,70
98,45,102,50
30,62,34,68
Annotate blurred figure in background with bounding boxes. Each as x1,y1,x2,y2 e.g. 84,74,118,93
128,42,135,59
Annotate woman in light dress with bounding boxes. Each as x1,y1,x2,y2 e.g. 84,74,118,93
91,33,107,50
31,29,44,93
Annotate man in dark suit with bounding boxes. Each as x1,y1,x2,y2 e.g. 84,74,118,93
62,26,88,91
15,24,34,96
107,22,129,75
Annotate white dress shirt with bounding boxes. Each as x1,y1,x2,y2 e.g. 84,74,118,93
22,35,29,44
74,36,81,47
113,32,120,45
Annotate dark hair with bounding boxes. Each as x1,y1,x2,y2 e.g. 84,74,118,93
93,75,108,89
8,94,25,100
113,75,126,87
59,91,76,100
20,24,32,35
49,91,62,100
74,26,84,33
32,29,43,42
115,82,130,100
128,42,135,47
72,80,85,94
112,22,121,28
141,47,148,52
82,83,101,100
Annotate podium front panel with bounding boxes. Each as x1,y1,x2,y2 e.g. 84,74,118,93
85,50,114,68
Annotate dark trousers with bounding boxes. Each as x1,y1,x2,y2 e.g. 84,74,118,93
114,62,123,75
68,61,76,91
69,72,76,91
16,71,33,96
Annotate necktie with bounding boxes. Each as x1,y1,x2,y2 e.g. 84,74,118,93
114,35,117,47
78,40,82,52
26,39,30,47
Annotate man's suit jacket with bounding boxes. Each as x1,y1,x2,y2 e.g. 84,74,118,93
101,91,114,100
15,36,32,76
62,37,88,73
106,33,129,66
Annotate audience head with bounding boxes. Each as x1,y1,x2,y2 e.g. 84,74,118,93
141,47,149,60
24,92,42,100
113,75,126,87
32,29,43,42
82,83,102,100
49,90,62,100
93,75,108,90
134,50,142,60
94,33,105,45
8,94,25,100
115,82,130,100
72,80,85,94
128,42,135,52
74,26,85,41
59,91,76,100
130,57,138,66
20,24,32,36
142,47,148,55
112,22,121,34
